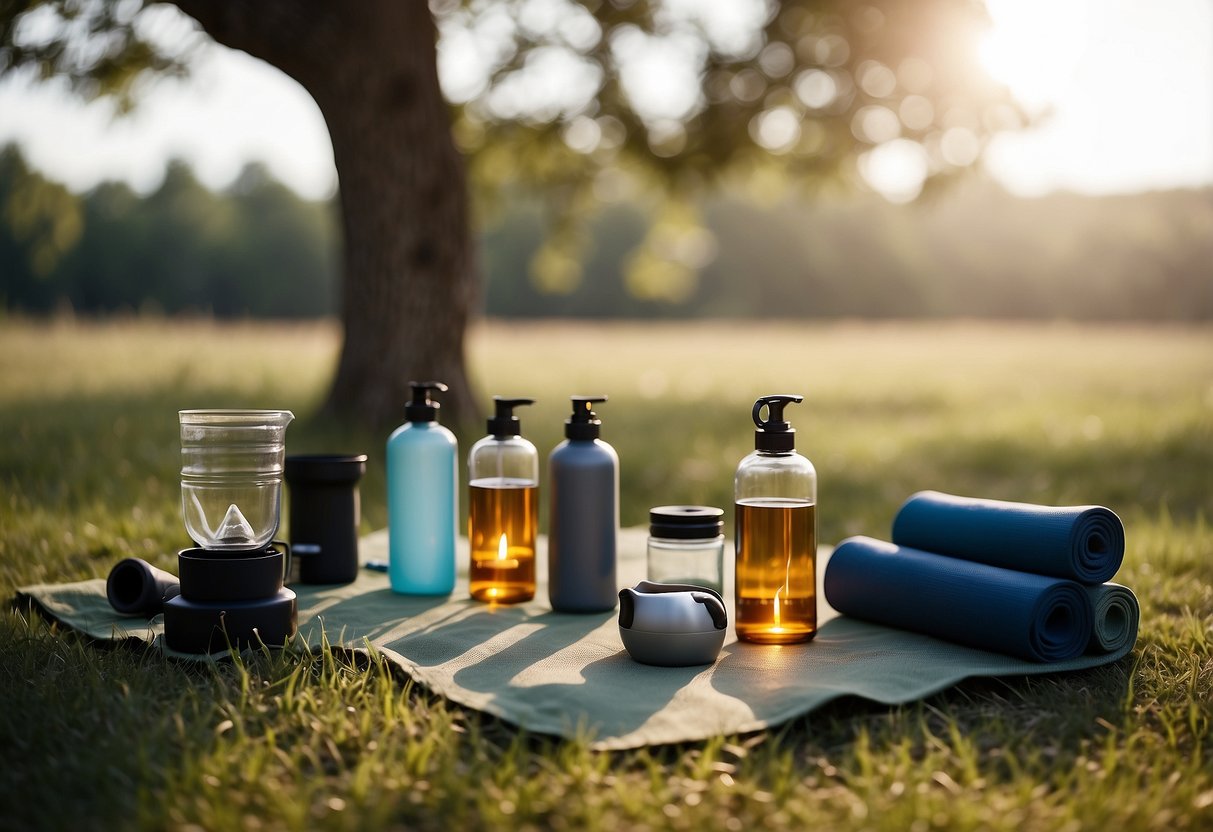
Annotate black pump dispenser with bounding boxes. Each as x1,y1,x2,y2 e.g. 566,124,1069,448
405,381,447,422
488,397,534,438
565,396,607,440
752,394,804,452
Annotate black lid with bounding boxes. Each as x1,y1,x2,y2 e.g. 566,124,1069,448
487,396,534,438
405,381,447,423
565,395,607,440
285,454,368,485
752,394,803,452
649,505,725,539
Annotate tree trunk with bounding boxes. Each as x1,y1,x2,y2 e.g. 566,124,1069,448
172,0,480,431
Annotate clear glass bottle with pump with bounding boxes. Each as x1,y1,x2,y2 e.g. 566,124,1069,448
734,394,817,644
468,397,538,603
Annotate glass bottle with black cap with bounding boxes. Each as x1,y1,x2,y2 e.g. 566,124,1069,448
733,394,818,644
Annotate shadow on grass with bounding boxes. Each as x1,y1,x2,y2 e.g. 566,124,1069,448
0,608,218,830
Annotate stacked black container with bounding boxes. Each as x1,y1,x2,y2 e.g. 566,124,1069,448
162,544,297,654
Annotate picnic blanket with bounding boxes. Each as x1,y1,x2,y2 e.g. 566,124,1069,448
15,527,1135,750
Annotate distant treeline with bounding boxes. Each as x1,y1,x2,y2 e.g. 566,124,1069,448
0,145,338,317
3,143,1211,320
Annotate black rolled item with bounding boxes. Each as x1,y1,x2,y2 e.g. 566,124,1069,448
825,536,1094,663
177,545,286,602
162,589,297,654
285,454,367,585
891,491,1125,584
107,557,181,616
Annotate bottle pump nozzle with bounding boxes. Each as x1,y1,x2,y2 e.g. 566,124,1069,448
406,381,448,422
488,396,534,438
752,394,804,451
565,395,607,440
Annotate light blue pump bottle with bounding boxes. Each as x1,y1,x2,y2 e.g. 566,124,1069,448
387,381,458,595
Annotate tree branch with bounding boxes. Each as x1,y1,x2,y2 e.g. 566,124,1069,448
165,0,338,87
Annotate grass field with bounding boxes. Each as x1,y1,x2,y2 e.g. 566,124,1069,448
1,318,1211,831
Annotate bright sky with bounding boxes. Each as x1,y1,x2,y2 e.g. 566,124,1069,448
979,0,1213,196
0,0,1209,201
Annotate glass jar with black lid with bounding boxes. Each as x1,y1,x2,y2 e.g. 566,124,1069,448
646,505,725,595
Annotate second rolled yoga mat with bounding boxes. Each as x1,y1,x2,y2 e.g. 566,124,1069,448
891,491,1125,584
1086,582,1139,654
824,536,1099,662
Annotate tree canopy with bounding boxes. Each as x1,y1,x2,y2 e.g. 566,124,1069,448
445,0,1026,296
1,0,1026,427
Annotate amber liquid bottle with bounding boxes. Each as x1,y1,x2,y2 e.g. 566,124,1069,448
469,479,537,602
735,498,816,643
734,395,818,644
468,397,538,604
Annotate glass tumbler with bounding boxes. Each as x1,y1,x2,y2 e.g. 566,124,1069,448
180,409,294,552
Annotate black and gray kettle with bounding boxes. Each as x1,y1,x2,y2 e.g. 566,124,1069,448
617,580,728,667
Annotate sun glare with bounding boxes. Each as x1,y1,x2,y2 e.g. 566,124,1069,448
978,0,1085,111
979,0,1213,196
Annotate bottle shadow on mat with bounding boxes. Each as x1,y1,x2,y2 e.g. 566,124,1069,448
296,588,453,647
447,610,614,689
506,651,706,737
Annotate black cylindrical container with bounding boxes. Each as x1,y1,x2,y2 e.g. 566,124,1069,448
285,454,368,584
178,545,286,601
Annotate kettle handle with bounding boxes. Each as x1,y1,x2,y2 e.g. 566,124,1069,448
633,579,723,603
617,588,636,628
690,592,728,630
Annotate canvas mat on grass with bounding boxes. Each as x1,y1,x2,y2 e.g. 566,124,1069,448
16,528,1133,750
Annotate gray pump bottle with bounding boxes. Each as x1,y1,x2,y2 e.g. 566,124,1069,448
548,396,619,613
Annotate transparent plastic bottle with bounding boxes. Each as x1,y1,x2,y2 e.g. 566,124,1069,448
387,382,458,595
734,394,817,644
468,397,538,603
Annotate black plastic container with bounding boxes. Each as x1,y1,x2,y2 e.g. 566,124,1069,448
163,589,297,654
177,545,286,602
162,542,297,654
285,454,368,584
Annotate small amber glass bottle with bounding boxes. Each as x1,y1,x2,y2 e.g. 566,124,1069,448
734,395,817,644
468,397,538,603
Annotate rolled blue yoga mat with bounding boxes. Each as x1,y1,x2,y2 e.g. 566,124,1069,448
825,536,1094,662
1087,582,1139,655
891,491,1125,584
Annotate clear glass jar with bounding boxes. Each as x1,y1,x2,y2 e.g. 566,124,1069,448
646,506,725,595
179,409,294,551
